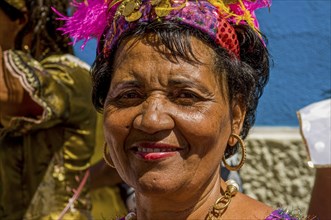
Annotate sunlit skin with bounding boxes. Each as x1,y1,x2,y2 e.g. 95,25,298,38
103,36,272,219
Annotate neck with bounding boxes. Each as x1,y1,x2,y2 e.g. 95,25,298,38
135,174,226,220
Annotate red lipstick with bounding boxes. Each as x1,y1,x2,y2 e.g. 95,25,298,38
132,143,181,160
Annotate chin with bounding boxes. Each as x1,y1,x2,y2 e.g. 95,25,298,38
135,172,184,195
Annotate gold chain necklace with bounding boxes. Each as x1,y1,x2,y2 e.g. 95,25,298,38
124,179,239,220
206,179,239,220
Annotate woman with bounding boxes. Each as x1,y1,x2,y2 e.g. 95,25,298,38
59,0,300,219
0,0,95,219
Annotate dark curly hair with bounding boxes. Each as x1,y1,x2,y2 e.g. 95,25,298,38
0,0,72,60
91,21,269,158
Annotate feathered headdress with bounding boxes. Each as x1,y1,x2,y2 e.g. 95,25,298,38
53,0,271,58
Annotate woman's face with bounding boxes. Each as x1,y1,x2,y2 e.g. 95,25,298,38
103,36,244,197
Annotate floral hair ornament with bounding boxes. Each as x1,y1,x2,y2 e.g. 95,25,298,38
53,0,271,59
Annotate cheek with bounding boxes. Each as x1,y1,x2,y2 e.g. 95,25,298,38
103,108,137,181
175,106,232,166
179,107,231,145
103,107,135,154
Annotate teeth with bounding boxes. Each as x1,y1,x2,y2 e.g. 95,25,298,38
137,147,176,153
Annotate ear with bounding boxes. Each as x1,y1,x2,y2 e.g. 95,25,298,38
17,11,29,29
228,99,246,146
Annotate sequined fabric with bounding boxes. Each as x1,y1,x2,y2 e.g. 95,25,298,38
0,51,95,219
265,209,300,220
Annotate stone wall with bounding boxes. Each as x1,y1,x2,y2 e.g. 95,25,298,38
241,127,315,214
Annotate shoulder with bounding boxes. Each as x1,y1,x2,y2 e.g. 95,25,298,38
41,54,92,87
41,54,91,73
230,194,302,219
224,192,274,219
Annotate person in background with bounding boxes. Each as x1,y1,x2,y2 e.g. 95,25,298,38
0,0,96,219
297,98,331,219
0,0,131,219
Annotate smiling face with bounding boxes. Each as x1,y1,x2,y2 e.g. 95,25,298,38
103,36,244,198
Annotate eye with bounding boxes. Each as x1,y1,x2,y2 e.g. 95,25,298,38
177,91,198,99
172,90,201,105
121,91,142,99
112,90,145,107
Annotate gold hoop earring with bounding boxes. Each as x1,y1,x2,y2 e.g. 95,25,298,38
222,133,246,171
103,142,115,168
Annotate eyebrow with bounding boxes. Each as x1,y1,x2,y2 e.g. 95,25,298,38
109,80,142,96
109,78,214,95
168,78,212,94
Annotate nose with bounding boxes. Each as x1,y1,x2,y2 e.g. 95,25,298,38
133,96,175,134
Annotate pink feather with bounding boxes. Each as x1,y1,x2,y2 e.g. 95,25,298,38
229,0,272,30
52,0,111,49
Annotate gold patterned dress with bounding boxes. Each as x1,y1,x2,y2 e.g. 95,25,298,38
0,50,96,219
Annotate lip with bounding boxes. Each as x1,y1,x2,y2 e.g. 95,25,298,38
130,142,183,161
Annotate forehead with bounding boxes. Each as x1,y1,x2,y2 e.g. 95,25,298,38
110,36,228,96
114,35,215,67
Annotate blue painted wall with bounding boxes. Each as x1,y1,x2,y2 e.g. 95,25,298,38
255,1,331,126
74,1,331,126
